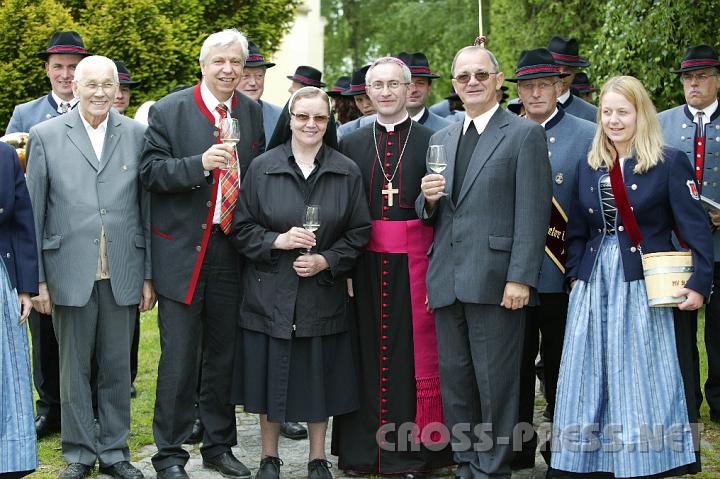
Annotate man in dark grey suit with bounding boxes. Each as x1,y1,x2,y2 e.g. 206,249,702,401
26,55,153,479
416,45,552,478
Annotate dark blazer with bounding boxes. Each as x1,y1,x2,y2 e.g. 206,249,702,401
0,142,37,294
565,147,714,298
231,142,371,339
140,84,265,304
416,106,553,308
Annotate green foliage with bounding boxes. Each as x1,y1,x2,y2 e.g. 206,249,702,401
0,0,299,127
323,0,720,110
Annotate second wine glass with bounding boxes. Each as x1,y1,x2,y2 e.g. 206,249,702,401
303,205,320,254
426,144,448,196
219,117,240,170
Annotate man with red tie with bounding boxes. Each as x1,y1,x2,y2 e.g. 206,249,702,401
140,28,265,479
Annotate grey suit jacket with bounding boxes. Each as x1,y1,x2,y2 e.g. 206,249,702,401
260,99,282,147
415,107,552,309
6,94,61,134
25,109,150,307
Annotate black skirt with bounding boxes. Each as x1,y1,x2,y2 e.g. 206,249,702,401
231,327,359,423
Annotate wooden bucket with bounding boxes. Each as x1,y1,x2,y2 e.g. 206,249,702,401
641,251,693,307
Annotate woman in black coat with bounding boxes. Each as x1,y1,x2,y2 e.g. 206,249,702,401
230,86,371,479
0,141,38,478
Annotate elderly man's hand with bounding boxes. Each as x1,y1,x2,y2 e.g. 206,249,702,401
500,281,530,310
420,174,446,213
18,293,33,325
139,280,157,312
31,282,53,316
201,143,235,171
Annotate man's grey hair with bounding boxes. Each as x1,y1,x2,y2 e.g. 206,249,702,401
366,57,412,85
289,86,331,116
451,46,500,77
73,55,119,84
199,28,248,64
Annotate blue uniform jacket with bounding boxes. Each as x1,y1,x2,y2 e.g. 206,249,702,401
0,142,38,294
259,99,282,148
565,147,714,299
536,109,595,293
6,93,62,134
561,93,597,123
659,104,720,260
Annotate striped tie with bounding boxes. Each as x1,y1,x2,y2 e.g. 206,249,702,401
216,104,239,234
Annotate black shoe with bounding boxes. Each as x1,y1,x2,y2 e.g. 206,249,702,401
308,459,332,479
203,452,251,478
99,461,144,479
184,418,204,444
511,454,535,470
255,456,282,479
279,421,307,440
156,465,189,479
36,414,61,438
130,384,137,398
59,463,92,479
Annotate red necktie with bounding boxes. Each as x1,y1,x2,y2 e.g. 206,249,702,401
216,104,239,234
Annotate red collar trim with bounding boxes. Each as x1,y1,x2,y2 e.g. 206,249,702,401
193,82,238,125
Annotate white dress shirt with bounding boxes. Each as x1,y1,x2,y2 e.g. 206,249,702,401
463,103,499,135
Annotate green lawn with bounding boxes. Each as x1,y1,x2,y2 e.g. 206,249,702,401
27,308,720,477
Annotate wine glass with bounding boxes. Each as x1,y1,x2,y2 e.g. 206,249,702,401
219,118,240,170
426,144,447,196
303,205,320,254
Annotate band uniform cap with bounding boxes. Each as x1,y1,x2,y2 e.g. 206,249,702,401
114,60,141,87
671,44,720,73
287,65,325,87
245,40,275,68
507,48,571,82
37,31,91,60
327,76,351,97
547,36,590,67
341,65,371,96
396,51,440,79
571,72,596,92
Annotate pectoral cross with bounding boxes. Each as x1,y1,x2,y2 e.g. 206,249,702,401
382,181,399,207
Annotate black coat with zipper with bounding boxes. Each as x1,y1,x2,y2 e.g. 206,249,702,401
230,141,371,339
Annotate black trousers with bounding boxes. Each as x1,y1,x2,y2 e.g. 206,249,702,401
516,293,568,462
151,229,241,471
130,310,140,383
28,310,61,419
704,263,720,417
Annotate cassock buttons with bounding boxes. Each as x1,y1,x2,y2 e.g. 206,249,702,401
549,137,556,143
555,172,564,184
631,184,637,190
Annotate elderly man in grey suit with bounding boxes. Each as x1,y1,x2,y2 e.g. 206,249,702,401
416,45,552,479
26,55,154,479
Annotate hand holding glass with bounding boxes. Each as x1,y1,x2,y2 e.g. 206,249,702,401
219,118,239,170
303,205,320,253
426,145,447,196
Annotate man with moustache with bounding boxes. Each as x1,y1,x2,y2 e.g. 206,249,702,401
6,30,92,439
506,48,595,470
658,45,720,436
417,45,551,478
332,57,452,476
140,29,264,479
547,36,597,122
26,55,152,479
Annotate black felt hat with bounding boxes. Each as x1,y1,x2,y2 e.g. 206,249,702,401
245,41,275,68
671,44,720,73
571,72,596,92
547,36,590,68
114,61,141,87
506,48,570,82
396,51,440,79
287,65,325,87
327,76,351,97
37,31,91,60
341,65,371,96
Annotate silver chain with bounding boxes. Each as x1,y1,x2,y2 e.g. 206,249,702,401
372,119,413,184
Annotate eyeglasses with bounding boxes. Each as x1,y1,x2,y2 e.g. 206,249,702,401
241,72,265,81
291,113,329,124
681,72,718,83
517,80,559,92
369,80,410,91
79,81,117,93
453,71,497,84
